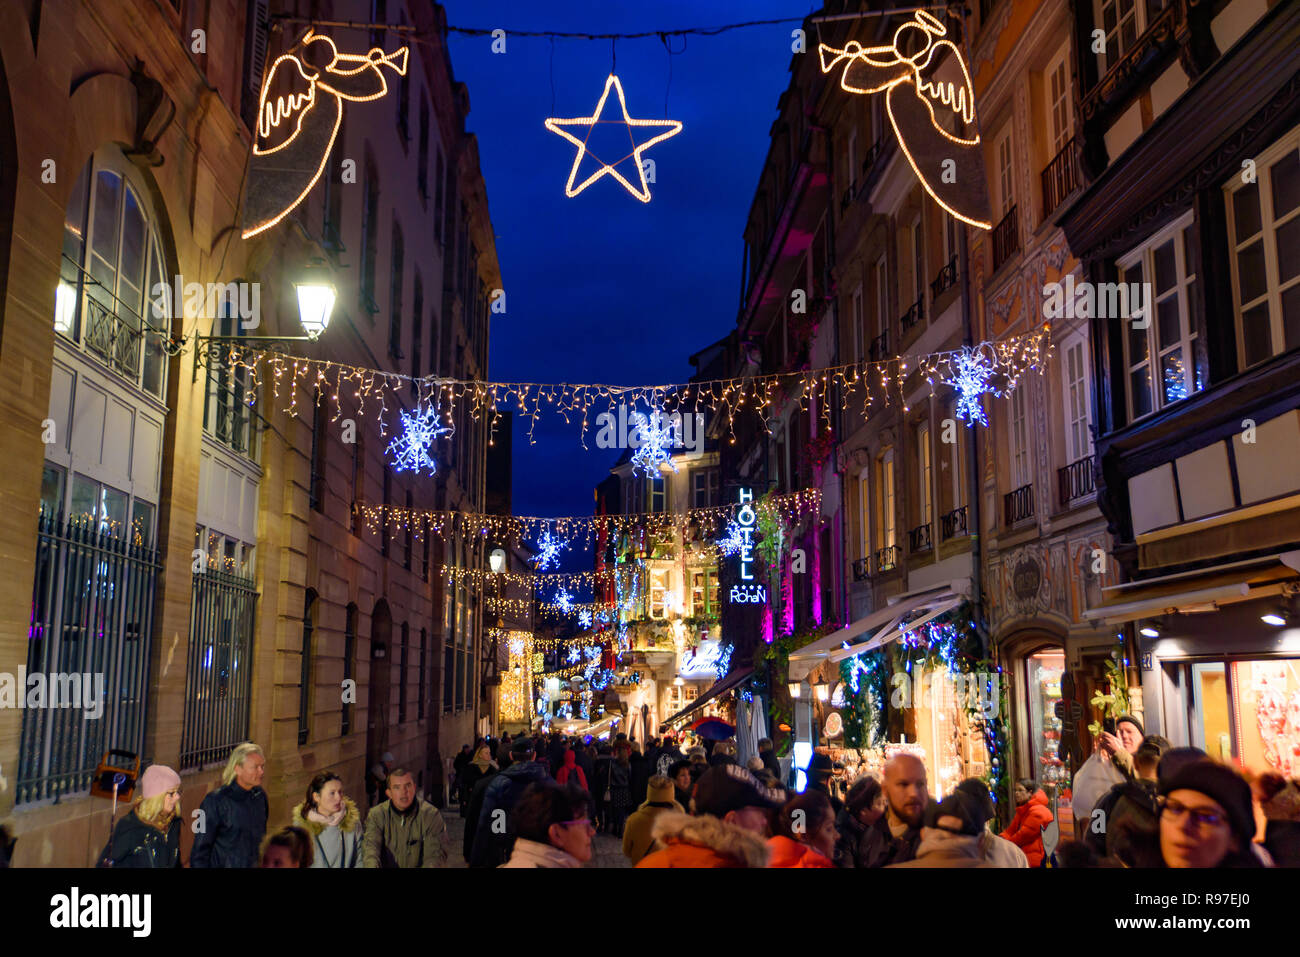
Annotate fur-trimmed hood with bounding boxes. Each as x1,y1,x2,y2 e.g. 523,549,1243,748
292,797,361,836
647,811,770,868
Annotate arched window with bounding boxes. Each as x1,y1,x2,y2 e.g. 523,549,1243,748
298,589,317,745
56,152,170,398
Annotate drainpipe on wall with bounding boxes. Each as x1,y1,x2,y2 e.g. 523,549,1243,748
959,221,985,653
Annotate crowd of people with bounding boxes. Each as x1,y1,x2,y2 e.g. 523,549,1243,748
66,718,1300,869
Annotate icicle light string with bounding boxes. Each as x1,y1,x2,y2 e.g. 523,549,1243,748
219,325,1050,449
352,487,822,550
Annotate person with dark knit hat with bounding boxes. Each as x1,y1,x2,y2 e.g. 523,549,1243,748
887,787,995,868
805,752,844,815
1157,760,1264,868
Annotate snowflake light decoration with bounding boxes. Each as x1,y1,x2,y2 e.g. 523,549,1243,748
578,609,593,629
945,346,998,427
386,402,452,475
554,588,574,614
629,409,680,477
716,518,746,557
567,646,581,664
533,529,567,571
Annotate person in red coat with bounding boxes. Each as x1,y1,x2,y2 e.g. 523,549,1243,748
1000,779,1053,867
555,748,588,793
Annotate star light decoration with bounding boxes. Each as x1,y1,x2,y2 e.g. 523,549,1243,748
533,529,567,571
554,588,575,614
715,517,746,557
946,346,999,427
386,401,453,475
629,410,680,478
544,74,683,203
578,609,593,629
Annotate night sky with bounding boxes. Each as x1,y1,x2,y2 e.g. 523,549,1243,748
441,1,809,565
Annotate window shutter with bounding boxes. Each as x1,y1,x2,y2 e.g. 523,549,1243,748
241,0,271,131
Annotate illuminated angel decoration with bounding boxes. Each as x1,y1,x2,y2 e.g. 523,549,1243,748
819,11,991,229
243,29,409,238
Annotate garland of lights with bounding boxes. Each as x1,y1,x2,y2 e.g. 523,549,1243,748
354,488,822,550
439,563,639,591
206,325,1049,448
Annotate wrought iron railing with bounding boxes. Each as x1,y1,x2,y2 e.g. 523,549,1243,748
930,255,958,298
83,295,143,380
1042,136,1081,218
19,510,160,805
868,330,890,363
852,558,870,581
941,505,968,540
992,205,1020,272
180,570,258,770
876,544,900,573
901,297,924,334
1058,456,1096,506
908,522,933,552
1004,483,1035,526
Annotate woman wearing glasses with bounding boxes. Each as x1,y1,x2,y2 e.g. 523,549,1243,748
1157,761,1266,868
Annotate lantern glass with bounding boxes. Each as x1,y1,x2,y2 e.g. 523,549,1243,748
295,278,336,338
788,680,802,698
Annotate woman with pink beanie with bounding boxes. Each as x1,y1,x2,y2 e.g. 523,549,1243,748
96,765,183,868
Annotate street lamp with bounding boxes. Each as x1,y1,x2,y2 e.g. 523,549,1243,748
489,548,507,574
788,679,804,698
813,678,830,702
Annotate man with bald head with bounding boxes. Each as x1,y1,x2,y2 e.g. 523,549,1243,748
858,753,935,867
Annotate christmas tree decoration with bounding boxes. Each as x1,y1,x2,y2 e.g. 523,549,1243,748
386,401,453,476
544,74,682,203
818,11,991,229
243,30,410,239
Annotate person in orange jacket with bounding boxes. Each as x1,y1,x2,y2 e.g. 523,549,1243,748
1000,778,1054,867
636,765,785,868
768,791,837,867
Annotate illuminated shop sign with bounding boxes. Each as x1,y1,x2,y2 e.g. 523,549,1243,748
727,487,767,605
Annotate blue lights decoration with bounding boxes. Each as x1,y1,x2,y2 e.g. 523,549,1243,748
578,609,593,629
554,588,575,614
945,346,998,427
533,529,568,570
629,409,680,477
715,518,745,557
386,401,453,475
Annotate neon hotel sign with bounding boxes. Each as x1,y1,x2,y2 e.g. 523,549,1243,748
728,488,768,605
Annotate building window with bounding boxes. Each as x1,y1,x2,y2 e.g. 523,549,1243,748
342,603,357,735
417,95,430,201
389,221,404,358
917,421,932,526
55,155,170,398
1062,333,1093,463
876,449,896,551
298,589,316,746
851,283,865,363
1009,385,1031,490
649,474,666,513
351,433,365,536
874,256,889,343
1045,44,1072,156
650,569,670,619
1119,212,1201,420
418,627,428,720
691,468,719,508
203,303,256,458
443,641,454,714
360,159,380,315
995,124,1014,219
858,469,871,561
1224,129,1300,370
422,517,430,581
398,622,409,723
1093,0,1168,76
690,569,719,617
310,390,327,512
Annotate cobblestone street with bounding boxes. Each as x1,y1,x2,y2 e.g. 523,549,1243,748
439,802,630,869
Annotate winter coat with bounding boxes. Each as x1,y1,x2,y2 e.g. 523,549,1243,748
459,763,490,812
555,751,588,792
547,739,569,776
1261,779,1300,868
858,806,928,868
98,810,181,868
1000,789,1053,867
759,747,781,781
362,798,448,868
888,827,995,868
621,799,684,864
834,808,870,868
293,799,364,868
500,838,582,868
767,834,835,868
629,753,651,807
470,759,552,868
191,782,268,868
1087,778,1161,867
978,830,1029,867
463,768,499,862
636,812,771,868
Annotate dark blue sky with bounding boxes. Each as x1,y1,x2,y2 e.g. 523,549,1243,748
442,1,809,539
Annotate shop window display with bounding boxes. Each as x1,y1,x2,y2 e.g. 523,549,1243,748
1026,650,1067,789
1233,658,1300,777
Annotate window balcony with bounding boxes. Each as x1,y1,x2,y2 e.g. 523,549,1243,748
1041,136,1081,218
900,297,924,335
930,255,958,299
908,522,933,553
875,544,900,573
940,505,968,540
1004,483,1035,526
992,204,1020,272
1058,456,1096,507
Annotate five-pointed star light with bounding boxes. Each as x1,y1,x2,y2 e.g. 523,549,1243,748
544,74,683,203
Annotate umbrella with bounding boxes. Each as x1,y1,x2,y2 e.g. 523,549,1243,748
689,717,735,741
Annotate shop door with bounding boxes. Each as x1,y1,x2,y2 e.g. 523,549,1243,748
1191,662,1233,761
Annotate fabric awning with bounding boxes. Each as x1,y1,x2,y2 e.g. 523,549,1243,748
661,667,753,728
1082,552,1300,624
787,580,970,681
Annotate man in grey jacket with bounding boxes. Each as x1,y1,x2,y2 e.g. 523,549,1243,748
362,769,448,868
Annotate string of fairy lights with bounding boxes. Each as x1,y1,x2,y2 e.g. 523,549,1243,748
211,324,1050,455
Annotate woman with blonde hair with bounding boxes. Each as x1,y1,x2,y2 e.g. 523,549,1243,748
292,771,363,868
96,765,182,868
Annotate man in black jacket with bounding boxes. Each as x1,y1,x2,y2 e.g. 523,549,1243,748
859,753,932,867
469,738,552,867
191,742,269,868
